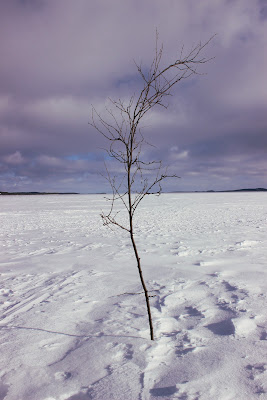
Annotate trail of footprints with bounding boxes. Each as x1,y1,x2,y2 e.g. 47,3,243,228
28,270,266,400
2,267,265,398
88,272,267,399
112,274,262,343
167,238,262,259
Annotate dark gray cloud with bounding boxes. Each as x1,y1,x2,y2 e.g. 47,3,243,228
0,0,266,192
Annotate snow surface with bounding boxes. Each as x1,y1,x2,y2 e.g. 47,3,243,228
0,193,267,400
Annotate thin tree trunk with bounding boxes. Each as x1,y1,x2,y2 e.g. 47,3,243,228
127,153,154,340
129,230,154,340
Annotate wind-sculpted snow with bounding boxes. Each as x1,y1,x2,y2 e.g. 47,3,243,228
0,193,267,399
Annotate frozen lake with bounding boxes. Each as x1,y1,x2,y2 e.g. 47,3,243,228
0,193,267,399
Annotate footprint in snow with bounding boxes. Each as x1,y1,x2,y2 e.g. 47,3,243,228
105,342,134,363
184,306,204,318
246,363,266,379
54,371,72,381
175,330,205,357
0,288,13,297
245,364,267,395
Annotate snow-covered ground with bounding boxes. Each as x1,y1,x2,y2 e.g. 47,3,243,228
0,193,267,400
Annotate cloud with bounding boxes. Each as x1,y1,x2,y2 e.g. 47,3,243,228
4,151,25,165
0,0,266,192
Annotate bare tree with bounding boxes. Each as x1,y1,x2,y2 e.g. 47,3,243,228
90,34,213,340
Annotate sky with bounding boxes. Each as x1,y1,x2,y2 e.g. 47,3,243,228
0,0,267,193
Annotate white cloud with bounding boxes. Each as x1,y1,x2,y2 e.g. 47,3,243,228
171,150,189,161
4,151,25,165
26,96,91,126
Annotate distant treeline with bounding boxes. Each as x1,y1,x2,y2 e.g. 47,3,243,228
0,192,79,195
1,188,266,195
171,188,267,193
206,188,267,193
